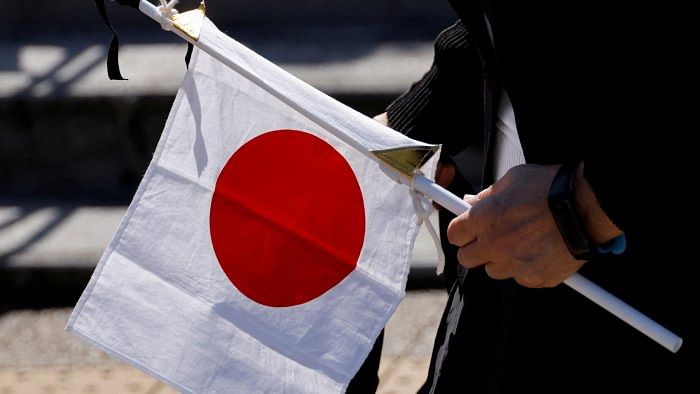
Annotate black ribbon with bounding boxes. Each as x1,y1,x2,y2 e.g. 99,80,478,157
95,0,192,80
94,0,139,80
185,43,194,67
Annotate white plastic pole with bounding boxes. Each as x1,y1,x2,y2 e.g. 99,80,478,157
138,0,163,22
413,174,682,353
136,0,682,353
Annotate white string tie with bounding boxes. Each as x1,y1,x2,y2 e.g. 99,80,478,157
409,172,446,274
158,0,179,31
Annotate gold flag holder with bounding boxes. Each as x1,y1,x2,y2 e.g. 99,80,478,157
170,1,206,41
372,146,439,178
170,1,207,41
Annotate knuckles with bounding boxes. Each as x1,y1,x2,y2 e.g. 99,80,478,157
483,263,510,280
456,246,475,268
514,275,546,288
447,212,471,246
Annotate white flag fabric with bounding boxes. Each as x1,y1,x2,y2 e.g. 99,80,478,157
68,18,438,393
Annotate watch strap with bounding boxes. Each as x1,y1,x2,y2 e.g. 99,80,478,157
548,162,597,260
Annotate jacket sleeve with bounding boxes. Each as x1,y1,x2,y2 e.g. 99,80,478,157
386,21,484,159
577,12,684,235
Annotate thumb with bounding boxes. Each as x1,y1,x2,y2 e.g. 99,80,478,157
464,185,493,206
463,194,479,205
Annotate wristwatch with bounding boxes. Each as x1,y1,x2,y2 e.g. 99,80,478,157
547,161,598,260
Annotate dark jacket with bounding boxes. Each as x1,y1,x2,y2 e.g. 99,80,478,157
387,1,695,392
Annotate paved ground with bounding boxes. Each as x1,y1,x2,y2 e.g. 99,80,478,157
0,34,433,99
0,206,124,269
0,291,447,393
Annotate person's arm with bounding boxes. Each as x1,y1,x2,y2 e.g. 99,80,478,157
377,21,483,193
384,21,483,158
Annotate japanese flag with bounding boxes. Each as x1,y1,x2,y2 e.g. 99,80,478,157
67,18,438,393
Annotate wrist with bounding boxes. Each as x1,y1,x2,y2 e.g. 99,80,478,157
573,162,623,244
548,161,625,260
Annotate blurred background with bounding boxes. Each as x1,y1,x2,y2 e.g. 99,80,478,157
1,0,455,392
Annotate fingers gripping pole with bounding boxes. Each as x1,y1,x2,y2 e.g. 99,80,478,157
411,174,682,353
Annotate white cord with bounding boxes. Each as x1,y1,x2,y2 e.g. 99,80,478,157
409,172,446,274
157,0,179,31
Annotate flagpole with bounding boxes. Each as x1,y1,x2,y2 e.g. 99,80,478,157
135,0,682,353
412,174,682,353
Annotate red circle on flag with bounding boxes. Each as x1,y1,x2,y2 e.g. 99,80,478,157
210,130,366,307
